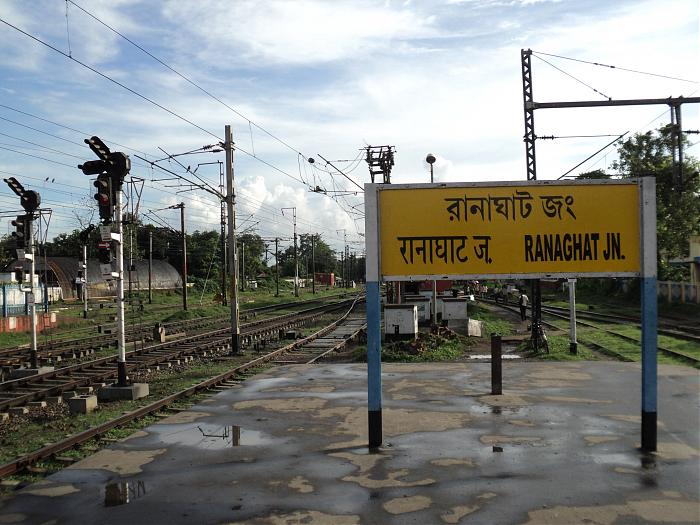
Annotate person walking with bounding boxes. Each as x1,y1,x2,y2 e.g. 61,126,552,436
518,291,529,321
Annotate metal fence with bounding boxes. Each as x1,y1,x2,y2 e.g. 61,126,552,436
657,281,699,304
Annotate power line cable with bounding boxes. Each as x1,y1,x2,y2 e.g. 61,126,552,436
533,54,610,100
0,103,153,157
0,144,76,168
67,0,313,161
0,17,222,140
532,51,699,84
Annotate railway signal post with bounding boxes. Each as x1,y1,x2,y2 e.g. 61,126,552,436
3,177,49,376
79,136,148,400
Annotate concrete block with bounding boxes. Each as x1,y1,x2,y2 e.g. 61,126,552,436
62,391,78,401
8,407,29,416
442,298,468,320
46,396,63,405
9,366,55,379
384,304,418,340
76,386,94,395
68,395,98,415
98,383,149,402
28,401,47,408
467,318,485,337
0,412,9,421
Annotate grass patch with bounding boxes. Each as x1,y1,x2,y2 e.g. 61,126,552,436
353,331,470,362
468,304,514,336
526,334,596,361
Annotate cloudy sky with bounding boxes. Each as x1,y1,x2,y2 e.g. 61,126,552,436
0,0,698,253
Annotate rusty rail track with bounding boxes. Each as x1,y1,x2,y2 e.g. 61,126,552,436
0,298,356,412
0,295,363,479
0,294,350,373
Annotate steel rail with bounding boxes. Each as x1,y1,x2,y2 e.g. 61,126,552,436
0,299,356,410
482,299,699,366
0,295,363,479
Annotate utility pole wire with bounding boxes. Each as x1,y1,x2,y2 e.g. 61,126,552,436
157,146,220,197
0,18,222,141
533,51,699,84
317,154,364,191
67,0,311,160
557,132,629,179
533,54,611,100
0,103,153,157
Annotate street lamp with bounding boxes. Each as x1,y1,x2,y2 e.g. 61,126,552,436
426,153,436,183
425,153,438,328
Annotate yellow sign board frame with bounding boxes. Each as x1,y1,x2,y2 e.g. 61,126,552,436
367,179,643,281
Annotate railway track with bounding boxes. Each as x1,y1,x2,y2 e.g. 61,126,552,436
483,298,700,366
0,295,364,479
0,295,350,374
0,298,358,412
539,303,700,342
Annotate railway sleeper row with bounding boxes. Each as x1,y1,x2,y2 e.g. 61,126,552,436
0,302,352,413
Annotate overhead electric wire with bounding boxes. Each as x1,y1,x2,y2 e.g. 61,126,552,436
0,103,153,157
532,51,699,84
0,113,154,171
557,132,629,179
0,15,361,235
0,144,76,168
0,17,356,216
66,0,310,160
0,132,85,159
533,54,610,100
0,17,221,140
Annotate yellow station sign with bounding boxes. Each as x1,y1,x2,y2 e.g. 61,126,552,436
378,181,640,278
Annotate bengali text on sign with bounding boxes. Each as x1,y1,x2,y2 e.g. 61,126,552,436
377,182,640,278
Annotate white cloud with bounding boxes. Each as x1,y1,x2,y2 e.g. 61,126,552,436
162,0,438,65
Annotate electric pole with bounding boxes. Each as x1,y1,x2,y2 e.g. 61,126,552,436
148,230,152,304
82,245,88,319
241,240,246,291
225,125,241,354
169,203,187,311
275,237,279,297
311,234,316,294
220,177,227,306
282,207,298,297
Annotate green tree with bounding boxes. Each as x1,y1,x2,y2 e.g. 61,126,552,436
0,234,15,270
279,234,338,278
238,233,265,281
186,230,222,280
613,125,700,281
576,169,611,179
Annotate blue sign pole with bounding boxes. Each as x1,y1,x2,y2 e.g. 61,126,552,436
640,177,657,452
365,184,382,448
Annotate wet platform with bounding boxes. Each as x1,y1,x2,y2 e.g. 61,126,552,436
0,361,698,524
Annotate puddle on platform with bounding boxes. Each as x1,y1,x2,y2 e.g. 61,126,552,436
592,452,638,468
152,424,277,449
468,355,522,360
104,480,147,507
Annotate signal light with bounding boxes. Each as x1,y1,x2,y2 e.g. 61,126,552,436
108,151,130,182
85,136,111,161
11,215,29,249
94,174,113,223
79,159,110,176
3,177,25,197
20,190,41,213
